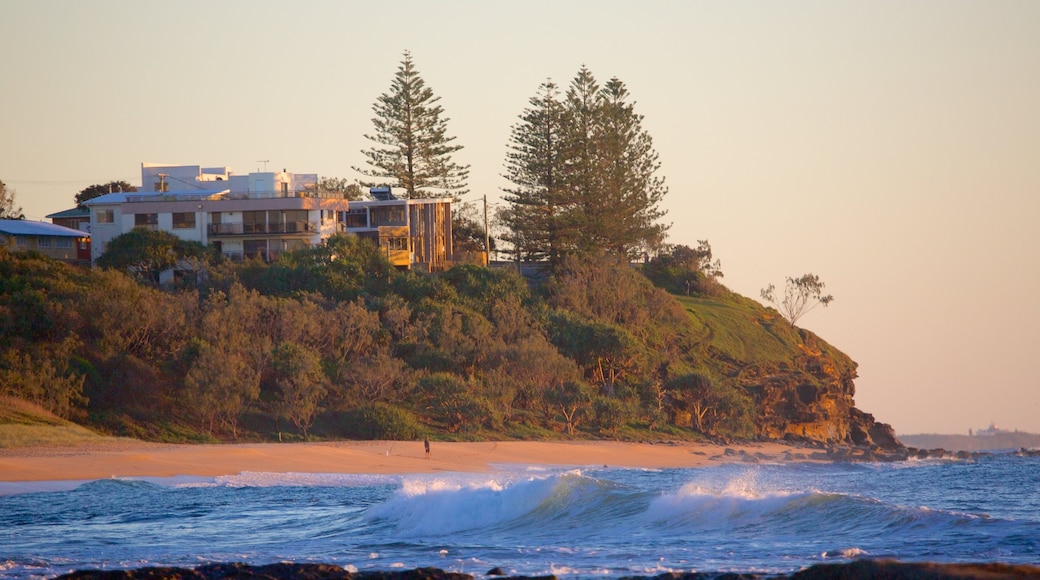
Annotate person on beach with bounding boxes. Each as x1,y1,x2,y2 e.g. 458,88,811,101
424,436,430,459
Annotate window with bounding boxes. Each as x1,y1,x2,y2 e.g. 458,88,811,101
281,209,309,232
343,209,368,228
37,237,52,248
16,237,28,247
172,212,196,229
243,210,266,233
244,239,268,260
135,213,158,228
387,237,409,250
372,205,405,226
56,238,72,249
95,209,114,224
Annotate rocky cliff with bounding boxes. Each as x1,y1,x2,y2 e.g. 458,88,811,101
683,295,900,451
747,330,899,450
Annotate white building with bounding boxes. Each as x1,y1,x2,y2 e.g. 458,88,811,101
85,163,350,265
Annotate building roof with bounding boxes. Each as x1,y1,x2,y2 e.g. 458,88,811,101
80,192,134,205
0,220,91,238
82,190,230,205
46,207,90,219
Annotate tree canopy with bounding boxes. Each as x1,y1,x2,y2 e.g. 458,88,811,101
95,227,211,286
354,51,470,199
316,177,363,200
761,273,835,326
0,180,24,220
75,181,135,207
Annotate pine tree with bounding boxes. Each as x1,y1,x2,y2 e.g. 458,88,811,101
354,51,469,198
593,77,669,258
561,66,606,255
501,68,669,264
501,81,571,264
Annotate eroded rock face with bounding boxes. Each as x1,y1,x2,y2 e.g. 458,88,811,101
742,330,900,451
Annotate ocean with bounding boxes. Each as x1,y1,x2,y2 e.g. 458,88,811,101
1,453,1038,578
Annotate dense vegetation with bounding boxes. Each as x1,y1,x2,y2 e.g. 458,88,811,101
0,237,872,446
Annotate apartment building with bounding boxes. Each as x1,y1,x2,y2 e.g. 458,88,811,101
84,163,350,264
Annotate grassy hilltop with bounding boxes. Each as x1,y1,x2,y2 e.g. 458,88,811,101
0,241,897,450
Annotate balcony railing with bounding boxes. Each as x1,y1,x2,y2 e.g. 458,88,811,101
221,250,286,263
208,221,318,236
126,190,348,202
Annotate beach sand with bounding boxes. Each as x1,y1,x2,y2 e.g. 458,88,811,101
0,439,811,483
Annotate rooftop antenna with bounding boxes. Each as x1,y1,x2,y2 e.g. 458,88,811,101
258,159,269,172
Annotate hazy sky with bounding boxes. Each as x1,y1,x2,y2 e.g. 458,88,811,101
2,1,1038,435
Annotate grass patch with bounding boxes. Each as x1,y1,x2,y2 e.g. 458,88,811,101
0,396,108,448
0,423,107,448
678,294,804,365
0,396,68,426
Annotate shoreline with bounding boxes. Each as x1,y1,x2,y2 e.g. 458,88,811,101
0,438,813,483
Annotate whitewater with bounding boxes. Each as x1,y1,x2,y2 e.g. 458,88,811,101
1,454,1038,578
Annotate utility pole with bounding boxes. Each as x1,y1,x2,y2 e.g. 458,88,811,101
483,194,490,266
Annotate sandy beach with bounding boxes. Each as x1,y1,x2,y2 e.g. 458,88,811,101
0,439,810,483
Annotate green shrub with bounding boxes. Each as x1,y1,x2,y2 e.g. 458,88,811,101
593,396,632,434
337,403,424,440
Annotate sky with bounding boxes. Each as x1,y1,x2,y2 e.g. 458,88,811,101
2,1,1038,435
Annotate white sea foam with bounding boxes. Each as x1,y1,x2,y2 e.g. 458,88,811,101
644,476,807,527
175,471,399,488
367,472,574,536
822,547,867,559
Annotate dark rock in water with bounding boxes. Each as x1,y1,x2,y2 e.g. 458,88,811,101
619,573,715,580
483,569,556,580
786,559,1040,579
55,561,1040,580
58,567,209,579
57,564,471,580
354,567,473,580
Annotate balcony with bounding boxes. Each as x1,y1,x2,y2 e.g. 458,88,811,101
221,250,286,263
208,221,318,236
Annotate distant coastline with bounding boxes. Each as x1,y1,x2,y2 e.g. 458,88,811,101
899,429,1040,452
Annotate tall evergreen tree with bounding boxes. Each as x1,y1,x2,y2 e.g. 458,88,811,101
354,51,469,198
502,68,669,264
593,77,669,257
501,81,571,264
561,66,606,255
